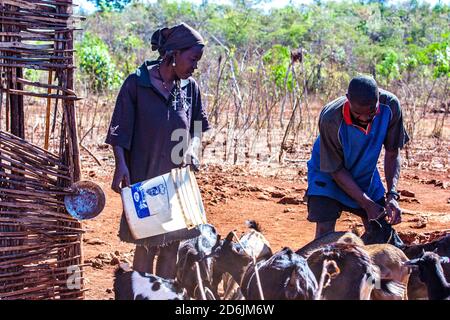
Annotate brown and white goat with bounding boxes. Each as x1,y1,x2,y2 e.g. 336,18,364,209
364,243,410,300
296,231,364,258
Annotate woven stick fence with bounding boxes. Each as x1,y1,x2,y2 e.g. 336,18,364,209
0,0,85,299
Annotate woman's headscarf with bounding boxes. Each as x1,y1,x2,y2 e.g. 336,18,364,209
151,23,204,58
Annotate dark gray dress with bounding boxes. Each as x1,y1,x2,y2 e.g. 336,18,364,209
105,60,210,247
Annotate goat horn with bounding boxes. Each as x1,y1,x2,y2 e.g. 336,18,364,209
225,232,234,242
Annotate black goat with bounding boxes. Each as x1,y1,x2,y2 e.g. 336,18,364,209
211,231,253,295
361,216,405,249
403,234,450,300
176,224,220,299
211,220,272,298
404,251,450,300
403,235,450,259
240,247,318,300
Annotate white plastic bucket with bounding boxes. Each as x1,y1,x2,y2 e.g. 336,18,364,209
121,167,207,240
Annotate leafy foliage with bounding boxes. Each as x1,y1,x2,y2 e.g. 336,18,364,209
88,0,132,12
76,32,123,92
77,0,450,143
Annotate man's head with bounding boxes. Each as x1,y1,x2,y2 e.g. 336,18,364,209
346,75,379,127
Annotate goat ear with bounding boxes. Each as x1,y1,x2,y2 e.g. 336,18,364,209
403,259,420,268
440,256,450,264
119,262,132,272
326,260,340,278
225,232,234,243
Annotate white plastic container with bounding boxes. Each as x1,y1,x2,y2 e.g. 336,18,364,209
121,167,207,240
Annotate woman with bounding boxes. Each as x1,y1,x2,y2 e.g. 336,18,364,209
105,23,210,279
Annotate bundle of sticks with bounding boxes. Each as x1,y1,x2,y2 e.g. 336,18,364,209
0,0,82,178
0,130,85,299
0,0,85,299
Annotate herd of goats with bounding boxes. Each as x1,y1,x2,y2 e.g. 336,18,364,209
113,221,450,300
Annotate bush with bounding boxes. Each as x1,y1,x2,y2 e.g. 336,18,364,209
76,32,123,92
263,45,293,91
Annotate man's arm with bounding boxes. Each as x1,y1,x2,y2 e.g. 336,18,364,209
384,148,402,225
331,168,385,221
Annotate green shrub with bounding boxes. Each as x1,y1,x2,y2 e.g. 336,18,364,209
76,32,123,92
263,45,293,91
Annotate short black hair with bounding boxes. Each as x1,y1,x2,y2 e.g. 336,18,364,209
347,75,378,105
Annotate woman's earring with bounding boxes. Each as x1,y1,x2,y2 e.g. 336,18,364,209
172,58,176,67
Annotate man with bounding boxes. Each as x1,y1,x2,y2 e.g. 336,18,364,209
306,75,409,239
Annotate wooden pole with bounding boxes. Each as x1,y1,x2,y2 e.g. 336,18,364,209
44,70,52,150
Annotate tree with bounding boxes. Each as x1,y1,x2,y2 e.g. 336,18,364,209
88,0,132,12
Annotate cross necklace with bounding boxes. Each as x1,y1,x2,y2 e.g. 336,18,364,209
157,65,179,110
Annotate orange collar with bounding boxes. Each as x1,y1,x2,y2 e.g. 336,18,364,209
343,100,380,135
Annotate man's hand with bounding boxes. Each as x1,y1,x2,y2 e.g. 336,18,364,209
362,198,386,221
111,162,130,194
385,196,402,225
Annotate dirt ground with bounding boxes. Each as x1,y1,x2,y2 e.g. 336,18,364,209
80,154,450,300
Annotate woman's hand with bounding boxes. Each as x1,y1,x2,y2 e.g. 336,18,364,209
111,145,130,193
111,162,130,194
111,162,130,193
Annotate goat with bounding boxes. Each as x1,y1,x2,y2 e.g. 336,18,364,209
297,232,409,300
404,251,450,300
402,235,450,300
113,263,188,300
176,224,220,299
306,243,380,300
211,231,252,294
240,247,318,300
361,216,405,249
211,220,272,299
239,220,273,259
296,231,364,258
364,244,410,300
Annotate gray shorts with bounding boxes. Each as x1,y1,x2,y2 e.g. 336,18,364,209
307,195,386,223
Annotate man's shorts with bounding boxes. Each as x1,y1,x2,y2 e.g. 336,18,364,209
307,195,386,223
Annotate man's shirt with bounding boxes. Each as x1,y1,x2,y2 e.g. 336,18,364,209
306,89,410,208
